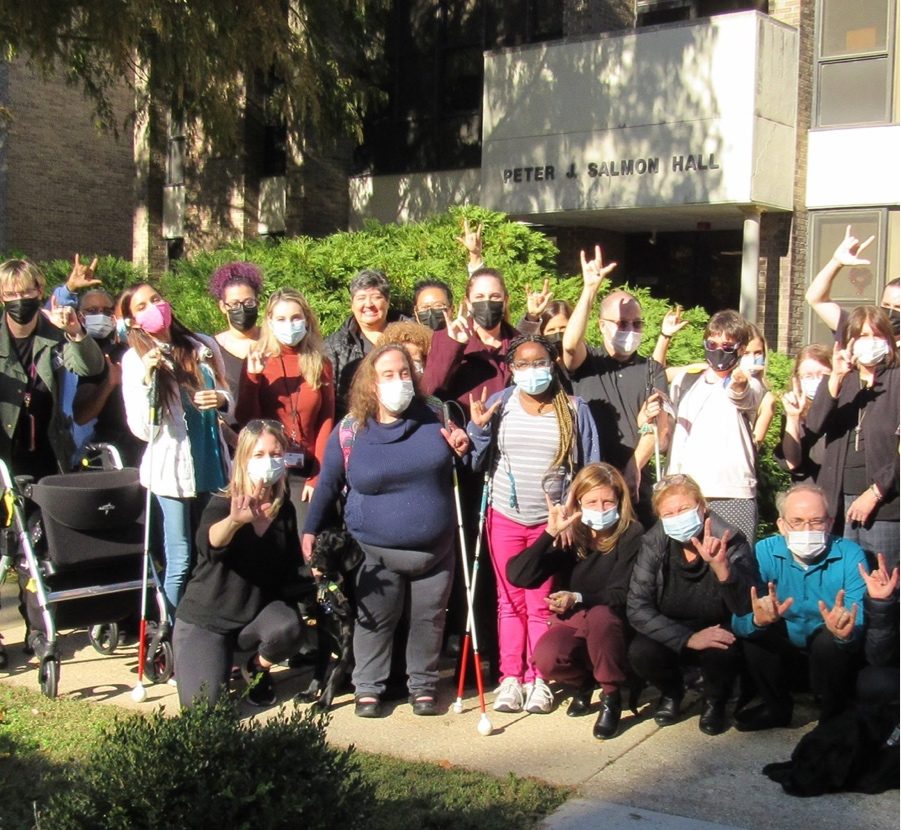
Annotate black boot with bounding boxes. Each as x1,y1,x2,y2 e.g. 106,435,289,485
653,691,683,726
698,698,728,736
567,683,594,717
593,689,622,739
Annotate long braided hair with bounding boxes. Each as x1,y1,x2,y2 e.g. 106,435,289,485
506,334,575,470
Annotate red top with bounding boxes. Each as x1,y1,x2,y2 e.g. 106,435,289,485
235,346,335,487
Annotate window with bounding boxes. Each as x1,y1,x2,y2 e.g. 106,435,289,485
815,0,894,127
166,118,186,186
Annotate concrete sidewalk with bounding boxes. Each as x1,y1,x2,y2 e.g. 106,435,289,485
1,581,897,830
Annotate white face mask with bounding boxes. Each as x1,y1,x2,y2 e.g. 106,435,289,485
611,328,642,355
786,530,827,563
580,505,619,531
740,354,766,375
800,376,823,401
272,319,307,346
246,455,286,486
378,378,415,415
853,337,889,367
83,313,116,340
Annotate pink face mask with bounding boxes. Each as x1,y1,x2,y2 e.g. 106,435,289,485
134,300,172,334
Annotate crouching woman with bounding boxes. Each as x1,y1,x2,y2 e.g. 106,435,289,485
173,419,305,708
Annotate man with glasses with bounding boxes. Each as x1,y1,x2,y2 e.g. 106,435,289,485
667,309,764,544
561,246,671,528
732,483,868,730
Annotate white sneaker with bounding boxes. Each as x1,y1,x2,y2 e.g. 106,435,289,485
524,678,554,714
493,676,524,712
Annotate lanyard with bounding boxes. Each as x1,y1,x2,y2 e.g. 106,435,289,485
278,354,304,444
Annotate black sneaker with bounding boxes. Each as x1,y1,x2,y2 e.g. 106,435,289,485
242,658,276,707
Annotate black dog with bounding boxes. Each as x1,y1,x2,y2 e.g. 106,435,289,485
295,528,361,710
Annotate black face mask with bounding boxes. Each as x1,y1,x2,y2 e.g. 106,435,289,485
416,308,446,331
470,300,504,330
887,308,900,339
705,346,740,373
227,305,259,332
544,332,563,346
5,297,42,326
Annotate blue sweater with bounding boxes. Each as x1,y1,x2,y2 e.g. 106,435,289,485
303,400,455,550
732,534,867,648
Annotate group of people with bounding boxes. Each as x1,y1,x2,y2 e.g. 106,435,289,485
0,221,896,748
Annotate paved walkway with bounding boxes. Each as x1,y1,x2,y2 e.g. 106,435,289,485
1,582,897,830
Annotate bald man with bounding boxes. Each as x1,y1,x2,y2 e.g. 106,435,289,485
562,247,671,527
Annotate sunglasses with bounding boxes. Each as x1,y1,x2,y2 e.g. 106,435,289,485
704,339,739,353
244,418,285,434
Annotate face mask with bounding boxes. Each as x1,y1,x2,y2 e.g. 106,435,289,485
581,505,619,531
786,530,827,563
887,308,900,339
378,378,415,415
800,376,823,401
544,332,563,347
416,308,446,331
705,346,740,373
5,297,42,325
116,317,130,339
134,300,172,335
513,367,553,396
247,455,286,486
227,305,259,333
83,313,116,340
611,328,641,355
661,507,704,544
740,354,766,374
853,337,889,367
469,300,504,330
272,319,307,347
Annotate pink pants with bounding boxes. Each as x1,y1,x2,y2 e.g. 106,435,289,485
486,507,552,683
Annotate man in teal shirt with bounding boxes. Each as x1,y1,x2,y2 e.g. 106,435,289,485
733,483,867,731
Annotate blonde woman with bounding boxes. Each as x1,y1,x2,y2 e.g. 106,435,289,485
236,288,334,527
173,420,304,708
507,463,643,739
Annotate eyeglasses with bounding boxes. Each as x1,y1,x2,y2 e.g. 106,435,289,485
784,517,830,531
512,359,552,371
82,306,114,316
244,419,285,434
2,287,40,301
704,339,739,353
652,473,692,492
602,318,644,331
224,299,258,311
417,303,448,312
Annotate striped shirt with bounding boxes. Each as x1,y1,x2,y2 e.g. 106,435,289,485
490,389,561,525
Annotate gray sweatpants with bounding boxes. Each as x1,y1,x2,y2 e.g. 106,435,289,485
353,532,455,697
173,600,303,708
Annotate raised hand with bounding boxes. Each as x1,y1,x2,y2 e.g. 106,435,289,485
67,253,102,292
229,479,273,527
832,339,855,378
444,301,475,344
468,385,501,429
686,625,736,651
246,350,266,375
688,518,731,581
42,294,84,338
440,423,470,457
832,225,875,268
456,217,483,260
544,493,581,538
637,390,664,429
661,306,688,338
818,588,858,640
751,581,794,628
859,552,899,600
526,278,554,319
781,377,804,420
579,245,617,292
730,366,749,394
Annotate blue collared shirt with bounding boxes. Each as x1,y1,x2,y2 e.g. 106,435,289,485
733,534,867,648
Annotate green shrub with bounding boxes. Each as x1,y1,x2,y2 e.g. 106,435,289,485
40,700,372,830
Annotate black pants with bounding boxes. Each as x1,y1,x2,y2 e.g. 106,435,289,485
173,601,304,708
628,631,741,703
742,622,859,719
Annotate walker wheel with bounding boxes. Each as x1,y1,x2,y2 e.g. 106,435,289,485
39,656,60,698
144,632,174,683
88,623,119,655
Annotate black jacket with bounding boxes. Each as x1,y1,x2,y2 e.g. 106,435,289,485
864,593,898,669
626,514,757,653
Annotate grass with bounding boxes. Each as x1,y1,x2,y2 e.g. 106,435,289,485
0,684,568,830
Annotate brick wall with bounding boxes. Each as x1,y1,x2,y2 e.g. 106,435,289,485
1,60,134,263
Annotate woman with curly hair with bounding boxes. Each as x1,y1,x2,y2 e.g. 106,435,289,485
120,283,230,611
235,287,334,526
467,334,600,715
377,320,433,379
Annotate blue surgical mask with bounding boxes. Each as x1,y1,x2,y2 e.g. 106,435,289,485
661,507,704,543
513,367,553,396
273,319,307,346
581,505,619,531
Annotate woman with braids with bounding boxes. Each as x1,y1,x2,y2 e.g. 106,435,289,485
235,288,334,527
467,335,600,715
120,283,230,612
